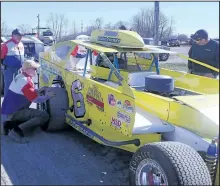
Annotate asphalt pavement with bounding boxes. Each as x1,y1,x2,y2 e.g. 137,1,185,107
1,97,131,185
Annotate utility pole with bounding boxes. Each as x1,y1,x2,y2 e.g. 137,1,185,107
154,2,159,45
37,14,40,36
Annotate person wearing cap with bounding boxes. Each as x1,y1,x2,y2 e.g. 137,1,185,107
188,29,219,78
1,59,55,143
1,29,25,96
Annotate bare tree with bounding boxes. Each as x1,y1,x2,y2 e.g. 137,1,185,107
46,13,69,41
17,24,32,33
84,17,104,35
94,17,103,29
1,21,10,35
131,8,175,40
70,21,78,35
104,22,114,29
114,21,129,29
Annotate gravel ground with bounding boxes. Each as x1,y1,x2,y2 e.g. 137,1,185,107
1,46,190,185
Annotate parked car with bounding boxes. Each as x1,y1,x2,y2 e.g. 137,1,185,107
142,38,171,61
168,38,180,47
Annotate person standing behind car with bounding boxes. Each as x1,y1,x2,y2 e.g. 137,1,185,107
188,29,219,78
1,29,25,95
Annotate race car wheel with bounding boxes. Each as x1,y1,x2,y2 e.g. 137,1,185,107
41,87,69,132
129,142,212,185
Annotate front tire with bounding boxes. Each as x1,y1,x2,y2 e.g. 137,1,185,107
129,142,212,185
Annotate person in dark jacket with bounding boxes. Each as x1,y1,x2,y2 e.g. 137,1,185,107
1,29,25,95
188,29,219,78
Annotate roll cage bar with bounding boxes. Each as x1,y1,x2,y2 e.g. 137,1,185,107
82,49,160,85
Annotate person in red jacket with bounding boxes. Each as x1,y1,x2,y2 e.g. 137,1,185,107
1,59,55,143
1,29,25,95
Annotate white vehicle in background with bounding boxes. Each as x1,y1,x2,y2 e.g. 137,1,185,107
39,30,55,46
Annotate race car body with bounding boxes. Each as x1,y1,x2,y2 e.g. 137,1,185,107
38,29,219,185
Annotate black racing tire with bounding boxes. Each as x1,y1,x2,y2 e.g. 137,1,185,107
129,142,212,185
41,87,69,132
1,72,4,95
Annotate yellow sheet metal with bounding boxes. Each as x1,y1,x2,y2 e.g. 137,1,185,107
70,40,119,53
173,94,219,109
71,40,176,54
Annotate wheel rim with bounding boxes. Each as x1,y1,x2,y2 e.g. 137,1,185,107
161,54,167,60
135,158,168,185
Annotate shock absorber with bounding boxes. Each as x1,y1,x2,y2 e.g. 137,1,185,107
205,138,218,184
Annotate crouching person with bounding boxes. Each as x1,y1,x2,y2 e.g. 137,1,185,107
1,59,55,143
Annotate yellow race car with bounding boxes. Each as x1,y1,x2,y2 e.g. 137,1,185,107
38,29,219,185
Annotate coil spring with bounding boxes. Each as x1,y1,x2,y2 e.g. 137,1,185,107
205,155,218,184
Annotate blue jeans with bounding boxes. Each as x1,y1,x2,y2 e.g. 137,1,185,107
3,67,20,95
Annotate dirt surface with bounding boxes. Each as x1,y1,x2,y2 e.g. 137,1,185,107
1,46,191,185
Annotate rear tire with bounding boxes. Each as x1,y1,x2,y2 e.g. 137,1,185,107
129,142,212,185
40,87,69,132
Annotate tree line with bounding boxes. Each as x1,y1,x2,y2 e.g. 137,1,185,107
1,8,189,42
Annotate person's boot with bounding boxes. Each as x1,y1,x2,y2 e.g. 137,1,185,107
2,120,24,135
2,121,16,135
7,121,29,144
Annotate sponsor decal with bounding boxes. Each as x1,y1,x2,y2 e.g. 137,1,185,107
116,100,123,108
111,117,122,129
117,111,131,123
116,100,134,113
86,85,104,112
123,100,134,113
108,94,116,106
97,36,121,44
71,80,86,118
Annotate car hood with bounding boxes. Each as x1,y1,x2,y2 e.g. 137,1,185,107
173,94,219,139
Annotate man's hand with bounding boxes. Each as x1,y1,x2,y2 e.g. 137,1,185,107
36,86,49,95
45,90,56,98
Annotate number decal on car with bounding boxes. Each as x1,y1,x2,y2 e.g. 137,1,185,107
71,79,86,118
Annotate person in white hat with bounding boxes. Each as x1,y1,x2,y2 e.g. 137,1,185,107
1,59,55,143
